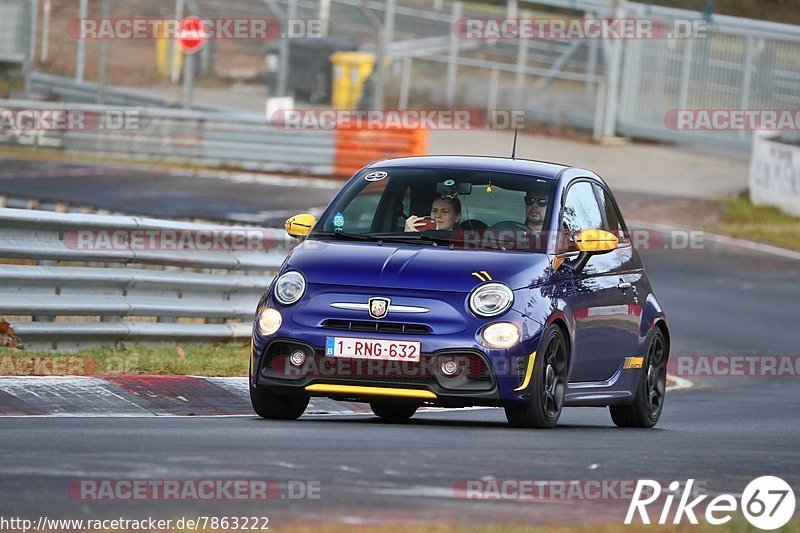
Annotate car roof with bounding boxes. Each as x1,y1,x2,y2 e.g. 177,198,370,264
365,155,570,180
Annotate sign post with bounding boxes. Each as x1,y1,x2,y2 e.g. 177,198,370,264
178,17,206,108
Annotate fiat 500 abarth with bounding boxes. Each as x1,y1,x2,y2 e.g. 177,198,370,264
250,156,669,428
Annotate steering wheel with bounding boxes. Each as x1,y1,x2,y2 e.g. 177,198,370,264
490,221,529,231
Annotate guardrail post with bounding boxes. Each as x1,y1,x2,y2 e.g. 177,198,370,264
41,0,50,63
738,36,754,143
678,38,694,110
399,56,412,110
487,68,499,114
75,0,88,83
97,0,110,104
585,11,598,99
600,0,626,138
445,1,462,108
32,259,57,323
513,10,530,110
373,0,396,110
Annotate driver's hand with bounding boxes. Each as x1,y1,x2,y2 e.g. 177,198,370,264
404,215,422,232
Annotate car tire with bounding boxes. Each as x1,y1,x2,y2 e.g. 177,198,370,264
370,401,419,421
250,386,309,420
504,324,568,429
610,328,668,428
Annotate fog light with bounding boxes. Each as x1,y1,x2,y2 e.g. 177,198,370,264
257,307,282,336
480,322,521,349
289,350,306,367
441,359,459,376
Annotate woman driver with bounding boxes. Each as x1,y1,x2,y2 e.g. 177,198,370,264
404,196,461,232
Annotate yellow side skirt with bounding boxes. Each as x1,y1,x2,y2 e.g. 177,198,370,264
304,384,437,400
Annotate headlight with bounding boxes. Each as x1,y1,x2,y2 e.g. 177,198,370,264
481,322,521,349
274,271,306,305
469,282,514,317
257,307,282,336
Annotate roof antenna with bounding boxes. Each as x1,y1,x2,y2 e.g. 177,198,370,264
511,126,518,160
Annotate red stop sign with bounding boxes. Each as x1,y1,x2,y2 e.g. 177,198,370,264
178,17,206,54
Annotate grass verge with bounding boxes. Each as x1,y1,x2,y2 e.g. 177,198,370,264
0,342,249,376
708,192,800,251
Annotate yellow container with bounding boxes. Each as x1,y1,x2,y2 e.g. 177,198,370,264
330,51,376,109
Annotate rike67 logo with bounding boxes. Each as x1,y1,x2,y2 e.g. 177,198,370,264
626,477,796,530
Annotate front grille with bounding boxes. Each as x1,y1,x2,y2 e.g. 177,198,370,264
262,340,493,391
322,319,431,335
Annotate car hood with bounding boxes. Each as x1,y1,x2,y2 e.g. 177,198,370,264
285,240,550,292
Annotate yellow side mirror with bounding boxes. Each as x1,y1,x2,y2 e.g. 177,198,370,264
576,229,618,254
285,213,316,239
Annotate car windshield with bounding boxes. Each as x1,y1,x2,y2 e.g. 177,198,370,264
311,167,556,252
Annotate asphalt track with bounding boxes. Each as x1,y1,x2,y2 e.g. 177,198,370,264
1,158,799,527
0,158,339,225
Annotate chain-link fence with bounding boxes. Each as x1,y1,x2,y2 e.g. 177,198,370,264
11,0,800,149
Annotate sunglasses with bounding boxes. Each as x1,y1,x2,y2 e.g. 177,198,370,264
524,196,549,207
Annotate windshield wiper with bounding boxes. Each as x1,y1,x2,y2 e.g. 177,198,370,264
311,231,379,242
370,232,448,246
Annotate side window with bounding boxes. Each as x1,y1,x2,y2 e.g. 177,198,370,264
558,181,604,253
594,184,629,244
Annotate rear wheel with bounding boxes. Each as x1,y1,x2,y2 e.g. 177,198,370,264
370,401,419,421
250,387,309,420
504,324,568,429
610,329,668,428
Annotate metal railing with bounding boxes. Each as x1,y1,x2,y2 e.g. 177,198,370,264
0,98,338,175
22,0,800,149
0,208,295,350
26,71,251,114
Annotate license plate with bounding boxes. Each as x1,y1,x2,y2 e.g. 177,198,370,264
326,337,421,362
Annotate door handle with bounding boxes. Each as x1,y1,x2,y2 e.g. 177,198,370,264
617,282,632,290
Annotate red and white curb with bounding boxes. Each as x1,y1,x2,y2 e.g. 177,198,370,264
0,376,369,417
0,375,690,417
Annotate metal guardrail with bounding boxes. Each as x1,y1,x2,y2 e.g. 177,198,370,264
0,98,338,175
0,97,427,177
26,72,252,114
0,208,295,350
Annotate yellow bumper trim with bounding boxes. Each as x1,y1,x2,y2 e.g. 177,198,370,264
304,384,437,399
514,351,537,391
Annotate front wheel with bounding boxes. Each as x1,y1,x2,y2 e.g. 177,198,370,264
250,387,309,420
504,324,568,429
610,329,668,428
370,401,419,422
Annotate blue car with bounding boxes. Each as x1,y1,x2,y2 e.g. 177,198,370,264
250,156,670,428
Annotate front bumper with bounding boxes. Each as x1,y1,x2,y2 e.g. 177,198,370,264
251,328,539,406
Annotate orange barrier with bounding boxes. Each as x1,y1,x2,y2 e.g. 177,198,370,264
334,127,428,177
